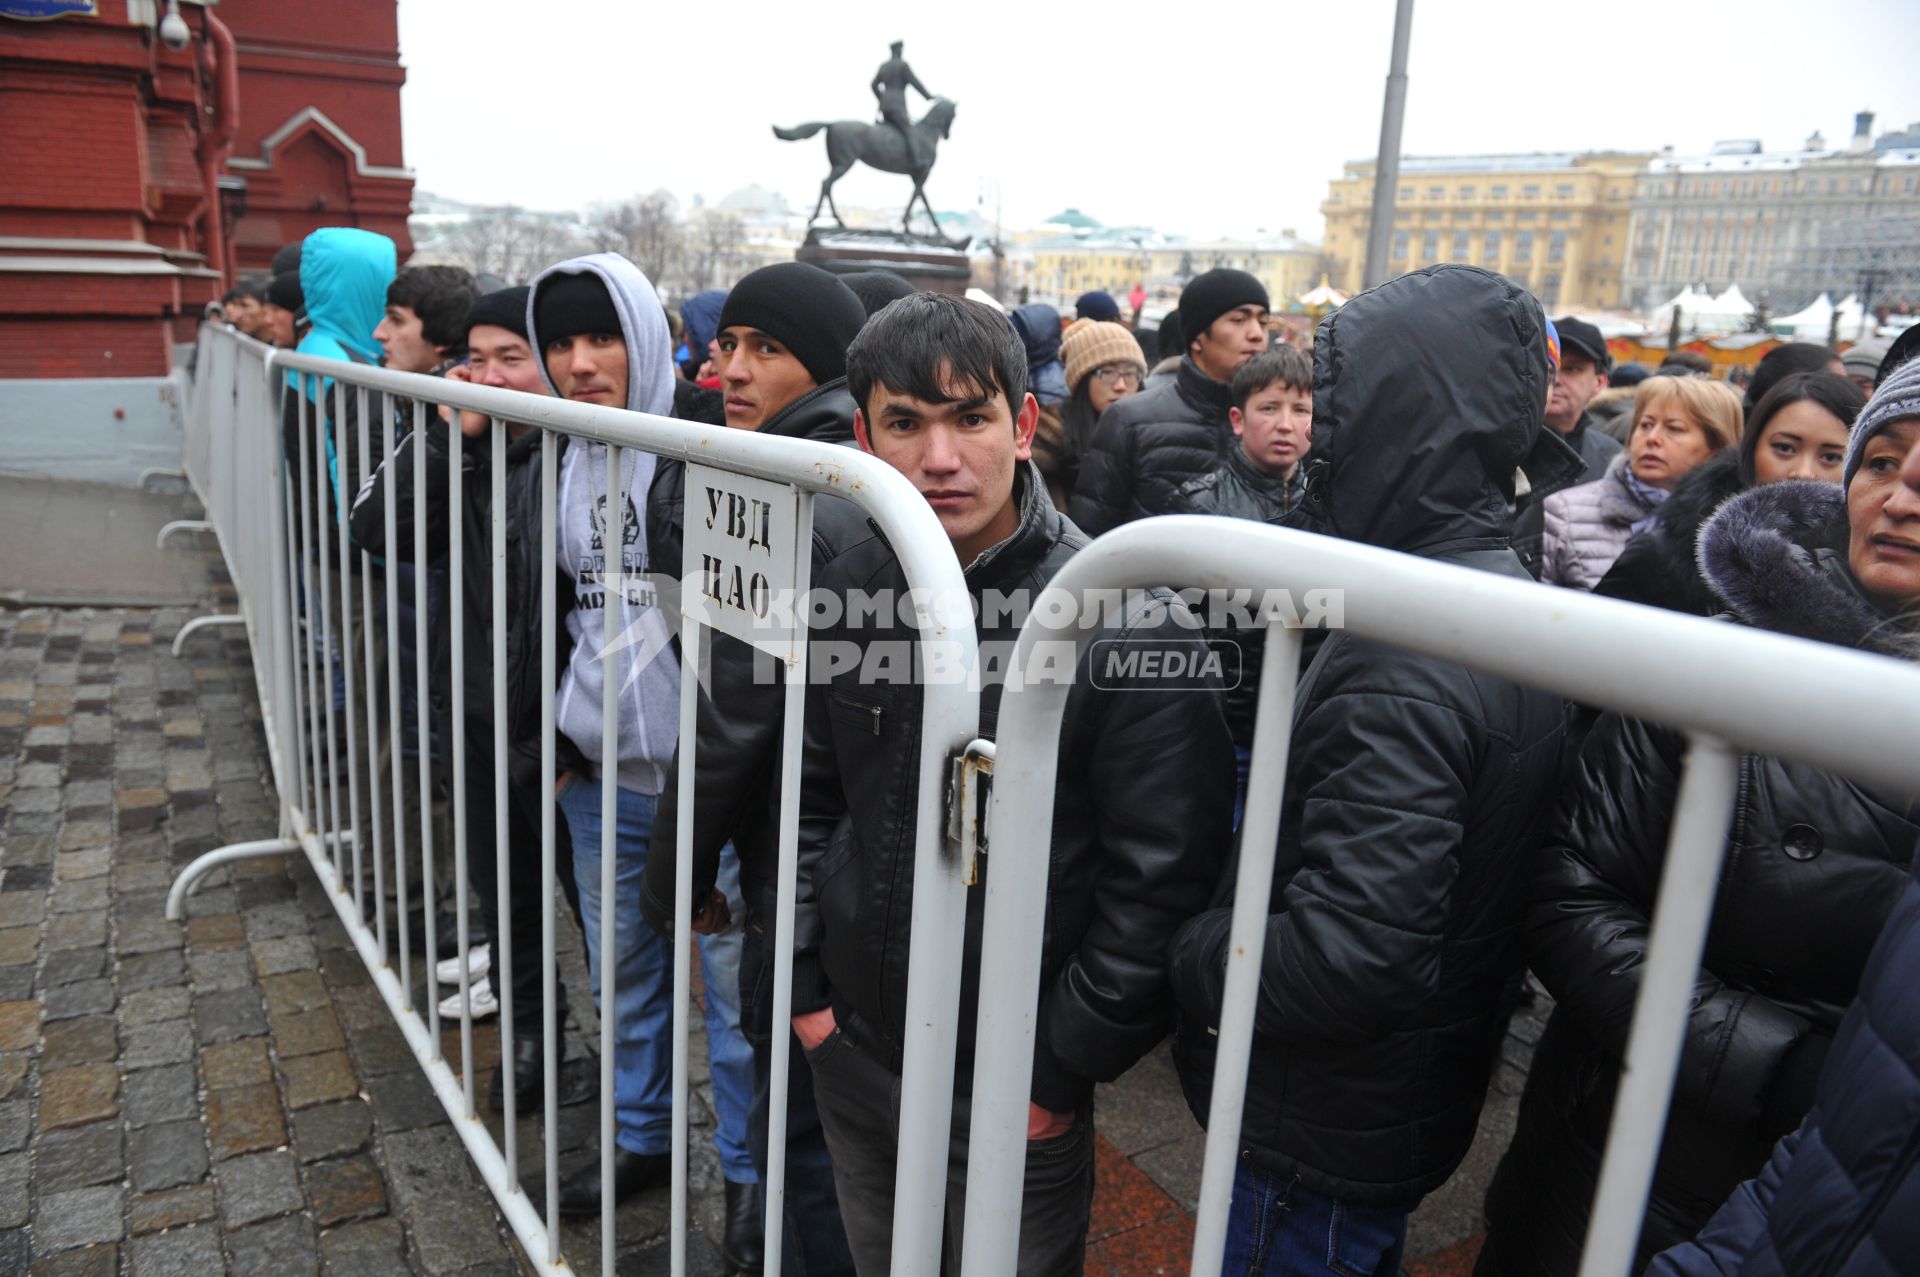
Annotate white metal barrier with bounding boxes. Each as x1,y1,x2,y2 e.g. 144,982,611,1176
163,324,982,1276
959,514,1920,1277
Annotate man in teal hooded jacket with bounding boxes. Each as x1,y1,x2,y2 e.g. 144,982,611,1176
283,227,397,531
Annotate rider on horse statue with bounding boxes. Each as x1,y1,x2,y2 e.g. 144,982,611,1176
871,41,934,169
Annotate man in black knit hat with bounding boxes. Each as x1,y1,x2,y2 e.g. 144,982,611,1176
641,259,871,1276
1069,267,1270,535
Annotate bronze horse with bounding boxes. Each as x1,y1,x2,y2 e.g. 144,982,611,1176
773,98,957,236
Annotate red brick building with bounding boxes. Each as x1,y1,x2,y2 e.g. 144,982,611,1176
0,0,413,379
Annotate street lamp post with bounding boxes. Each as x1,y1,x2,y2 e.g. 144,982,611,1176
1361,0,1417,290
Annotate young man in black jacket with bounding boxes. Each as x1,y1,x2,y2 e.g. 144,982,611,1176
1068,267,1270,535
790,293,1234,1274
639,261,870,1276
1167,264,1584,1276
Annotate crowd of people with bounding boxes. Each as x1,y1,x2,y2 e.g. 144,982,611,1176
208,234,1920,1276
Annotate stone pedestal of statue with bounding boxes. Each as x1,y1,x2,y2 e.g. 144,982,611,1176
795,228,971,296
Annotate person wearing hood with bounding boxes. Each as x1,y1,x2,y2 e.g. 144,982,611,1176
1594,372,1864,616
679,288,727,384
524,255,761,1248
1069,268,1270,536
283,227,397,527
1536,374,1743,589
639,260,870,1275
1009,301,1069,407
788,293,1232,1274
1476,361,1920,1277
1165,264,1584,1275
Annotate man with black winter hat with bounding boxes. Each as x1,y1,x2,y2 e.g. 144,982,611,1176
715,261,868,432
639,257,873,1277
839,269,915,319
1069,267,1270,535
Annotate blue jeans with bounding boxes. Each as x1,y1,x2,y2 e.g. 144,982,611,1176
1220,1163,1408,1277
558,776,757,1182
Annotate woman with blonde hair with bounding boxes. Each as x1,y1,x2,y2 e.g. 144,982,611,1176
1539,374,1742,589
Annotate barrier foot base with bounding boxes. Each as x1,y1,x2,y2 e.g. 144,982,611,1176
171,613,245,656
137,467,185,488
156,519,213,549
165,838,299,921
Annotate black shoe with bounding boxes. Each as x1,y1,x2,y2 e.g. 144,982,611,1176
723,1178,764,1273
489,1035,544,1112
557,1148,668,1217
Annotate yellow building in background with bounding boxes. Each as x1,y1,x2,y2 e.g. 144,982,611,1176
1321,152,1652,311
1014,210,1325,312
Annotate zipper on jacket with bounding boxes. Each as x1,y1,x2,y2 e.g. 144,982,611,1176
831,691,884,735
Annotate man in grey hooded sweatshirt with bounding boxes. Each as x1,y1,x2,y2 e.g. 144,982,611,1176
525,255,760,1250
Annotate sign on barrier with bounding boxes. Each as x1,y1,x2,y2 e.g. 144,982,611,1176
685,462,801,660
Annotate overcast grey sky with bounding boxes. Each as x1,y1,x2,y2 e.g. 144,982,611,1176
398,0,1919,240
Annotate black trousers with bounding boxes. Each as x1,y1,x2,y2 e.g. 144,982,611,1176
808,1027,1095,1276
460,719,579,1036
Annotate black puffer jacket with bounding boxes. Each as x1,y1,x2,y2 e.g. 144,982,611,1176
1592,451,1746,617
1174,445,1304,748
1167,264,1585,1206
1067,356,1235,536
792,464,1235,1111
638,379,865,939
348,421,579,781
1478,481,1920,1275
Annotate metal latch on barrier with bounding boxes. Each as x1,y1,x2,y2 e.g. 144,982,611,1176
948,739,996,885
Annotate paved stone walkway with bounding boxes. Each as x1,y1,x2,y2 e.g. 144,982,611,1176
0,501,1545,1276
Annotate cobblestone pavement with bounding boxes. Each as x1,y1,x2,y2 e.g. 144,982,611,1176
0,517,1546,1277
0,575,737,1274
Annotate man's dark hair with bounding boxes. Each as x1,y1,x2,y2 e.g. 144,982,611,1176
1745,341,1839,413
387,265,481,351
1231,346,1313,410
846,293,1027,417
1657,350,1712,377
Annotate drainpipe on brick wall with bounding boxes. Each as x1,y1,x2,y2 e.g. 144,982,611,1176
199,11,240,288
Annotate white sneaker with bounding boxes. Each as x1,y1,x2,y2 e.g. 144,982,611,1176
439,975,498,1021
435,943,491,985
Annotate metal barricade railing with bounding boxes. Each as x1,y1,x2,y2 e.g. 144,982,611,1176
959,514,1920,1277
163,324,982,1276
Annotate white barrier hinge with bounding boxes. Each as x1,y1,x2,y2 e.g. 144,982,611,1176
948,739,995,886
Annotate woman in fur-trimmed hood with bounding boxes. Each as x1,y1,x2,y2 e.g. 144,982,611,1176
1475,361,1920,1276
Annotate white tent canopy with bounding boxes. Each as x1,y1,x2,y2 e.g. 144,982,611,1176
1774,292,1834,341
1709,284,1755,317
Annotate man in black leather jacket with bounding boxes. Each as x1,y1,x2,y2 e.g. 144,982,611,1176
1166,265,1586,1275
788,293,1234,1274
638,261,869,1276
1068,268,1271,535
